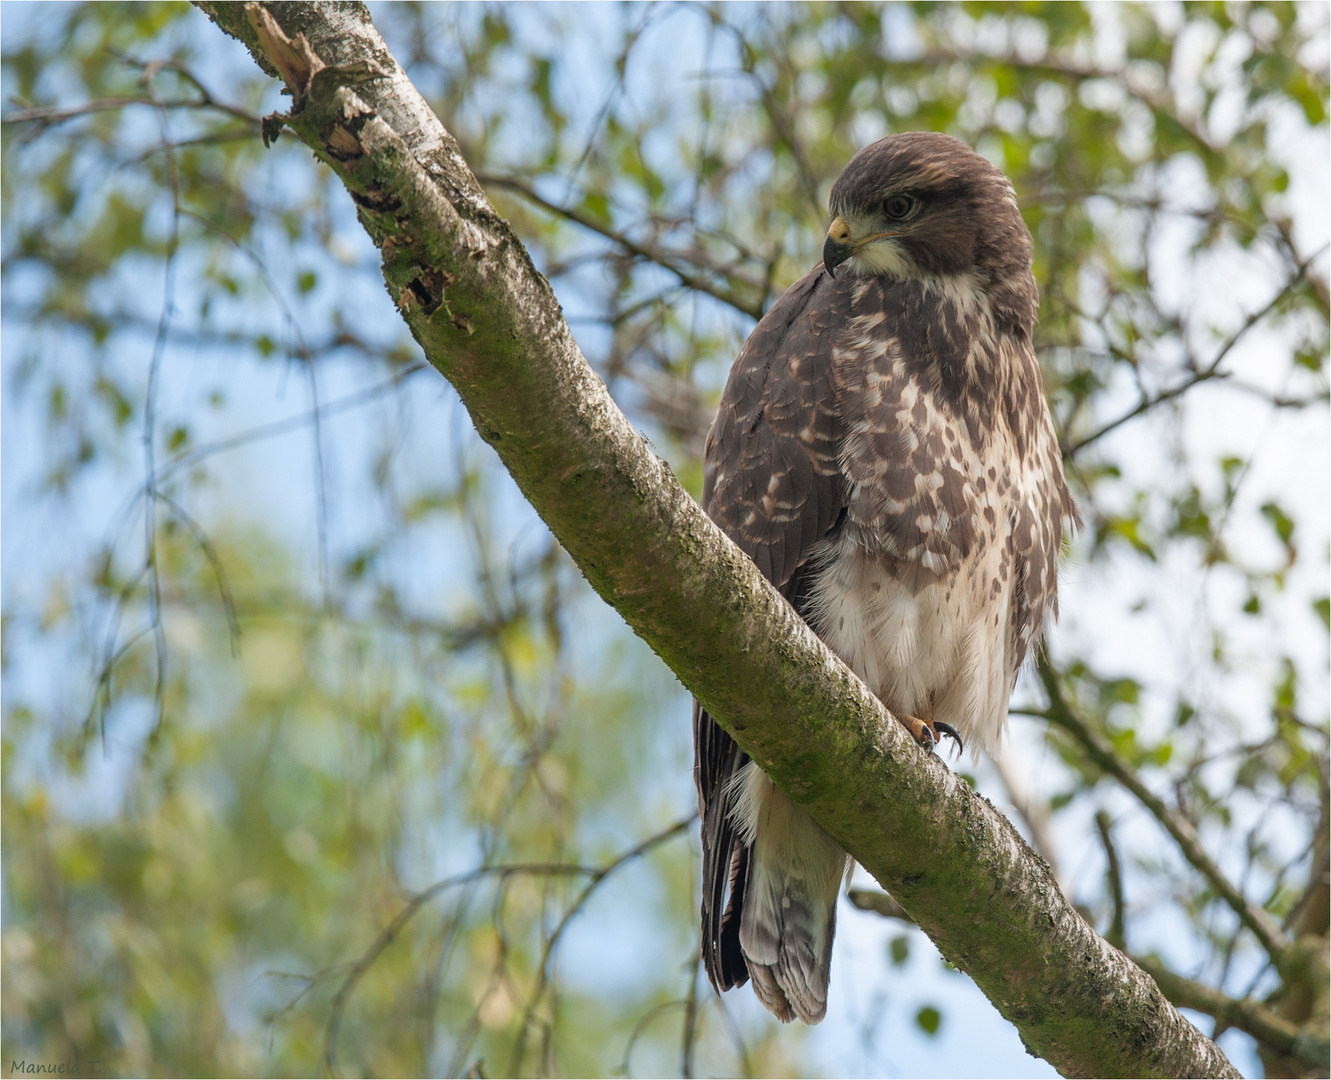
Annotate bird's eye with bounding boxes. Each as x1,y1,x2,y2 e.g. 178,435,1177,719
883,194,916,220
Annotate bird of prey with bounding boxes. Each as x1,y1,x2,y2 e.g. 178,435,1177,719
693,132,1076,1025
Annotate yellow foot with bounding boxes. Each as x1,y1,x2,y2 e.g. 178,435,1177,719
899,715,964,757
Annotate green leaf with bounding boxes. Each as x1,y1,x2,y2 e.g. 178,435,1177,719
1098,677,1140,708
93,375,133,428
1294,348,1324,372
1260,502,1295,547
889,935,910,966
1102,517,1157,561
916,1005,942,1035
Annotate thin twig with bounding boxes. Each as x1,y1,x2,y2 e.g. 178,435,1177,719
141,85,183,742
506,816,695,1076
117,125,260,167
714,13,824,220
1272,215,1330,318
1283,780,1330,938
73,360,427,719
322,818,693,1076
992,749,1064,887
157,363,429,485
1038,656,1293,968
556,4,660,206
84,620,152,739
847,887,911,921
322,861,602,1075
1021,188,1226,222
477,173,766,320
175,206,333,607
1068,247,1328,456
111,49,259,123
4,94,256,134
914,48,1218,156
153,490,242,653
1094,810,1126,951
715,990,753,1078
681,951,701,1079
618,998,689,1079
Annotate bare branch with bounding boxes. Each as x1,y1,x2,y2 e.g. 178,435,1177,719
847,887,911,922
1067,249,1328,456
916,48,1218,157
140,83,186,740
322,859,604,1074
1021,188,1226,222
1038,656,1294,968
157,362,429,484
4,94,256,130
1095,810,1126,951
619,999,689,1079
1135,955,1329,1071
477,172,766,320
681,951,702,1078
506,816,695,1075
153,491,241,653
1272,215,1331,320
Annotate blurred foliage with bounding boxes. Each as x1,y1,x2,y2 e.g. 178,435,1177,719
2,2,1328,1077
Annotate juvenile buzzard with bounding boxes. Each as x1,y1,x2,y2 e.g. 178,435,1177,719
694,132,1076,1024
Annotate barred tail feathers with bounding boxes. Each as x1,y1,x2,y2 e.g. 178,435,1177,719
731,762,849,1025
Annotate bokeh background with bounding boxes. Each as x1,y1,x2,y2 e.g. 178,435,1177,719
2,3,1327,1077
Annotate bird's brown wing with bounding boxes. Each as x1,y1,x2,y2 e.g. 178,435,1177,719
1001,334,1079,674
694,265,852,991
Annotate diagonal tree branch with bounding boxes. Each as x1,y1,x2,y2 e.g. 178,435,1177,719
505,815,696,1075
850,882,1328,1071
1133,955,1330,1072
476,172,767,321
1037,655,1294,969
193,4,1239,1076
1094,809,1126,952
1067,249,1326,456
847,887,911,921
3,94,256,131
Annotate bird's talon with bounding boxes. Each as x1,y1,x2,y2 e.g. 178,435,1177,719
933,721,964,757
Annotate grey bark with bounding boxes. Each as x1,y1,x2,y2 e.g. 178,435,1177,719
194,4,1242,1076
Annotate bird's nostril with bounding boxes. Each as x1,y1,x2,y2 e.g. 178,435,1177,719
827,216,852,244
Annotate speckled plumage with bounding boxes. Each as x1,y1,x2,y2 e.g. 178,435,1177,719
694,133,1076,1025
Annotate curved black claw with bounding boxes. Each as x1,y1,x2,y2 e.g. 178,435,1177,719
932,721,964,758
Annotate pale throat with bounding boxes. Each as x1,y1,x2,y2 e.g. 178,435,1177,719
849,236,916,279
847,238,986,312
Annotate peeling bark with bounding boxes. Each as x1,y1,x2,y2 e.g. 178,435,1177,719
194,4,1242,1076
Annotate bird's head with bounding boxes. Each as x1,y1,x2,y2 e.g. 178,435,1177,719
822,132,1034,304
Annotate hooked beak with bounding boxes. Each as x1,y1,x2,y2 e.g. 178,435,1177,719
823,215,854,279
